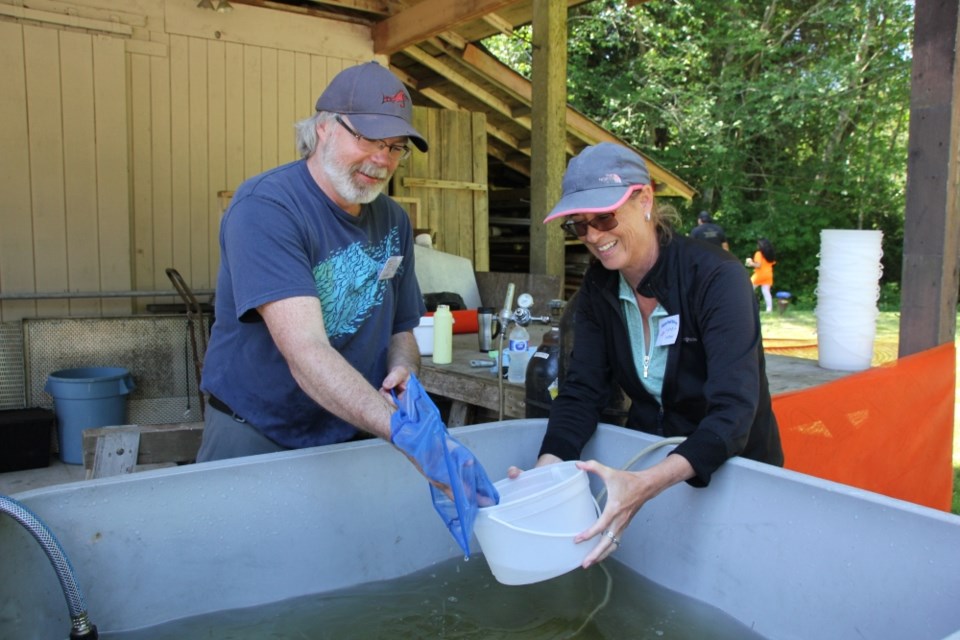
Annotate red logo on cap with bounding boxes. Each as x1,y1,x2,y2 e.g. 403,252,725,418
382,91,407,107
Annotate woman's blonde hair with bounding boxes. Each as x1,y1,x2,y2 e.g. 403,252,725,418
629,187,680,239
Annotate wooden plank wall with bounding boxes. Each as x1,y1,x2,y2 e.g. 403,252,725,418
0,21,130,320
397,108,489,271
0,0,374,321
127,35,350,311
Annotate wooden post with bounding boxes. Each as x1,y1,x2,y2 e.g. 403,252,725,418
899,0,960,356
528,0,567,279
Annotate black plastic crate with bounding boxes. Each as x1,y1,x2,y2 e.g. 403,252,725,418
0,408,54,472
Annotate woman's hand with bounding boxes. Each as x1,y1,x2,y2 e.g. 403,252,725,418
575,454,695,568
506,452,563,479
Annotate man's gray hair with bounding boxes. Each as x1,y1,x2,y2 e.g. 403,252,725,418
294,111,336,158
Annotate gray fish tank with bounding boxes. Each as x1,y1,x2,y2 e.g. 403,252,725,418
1,420,958,639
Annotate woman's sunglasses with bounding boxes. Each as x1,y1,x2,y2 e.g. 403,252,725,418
560,212,619,238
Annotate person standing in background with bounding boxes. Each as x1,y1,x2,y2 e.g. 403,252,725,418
690,210,729,251
746,238,777,313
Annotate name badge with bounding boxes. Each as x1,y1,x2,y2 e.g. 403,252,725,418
656,314,680,346
378,255,403,281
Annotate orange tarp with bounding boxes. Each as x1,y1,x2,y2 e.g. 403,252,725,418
772,341,955,511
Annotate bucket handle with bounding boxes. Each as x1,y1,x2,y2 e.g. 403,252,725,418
118,374,136,395
487,494,601,539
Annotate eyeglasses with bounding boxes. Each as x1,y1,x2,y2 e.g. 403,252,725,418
560,212,619,238
335,115,411,161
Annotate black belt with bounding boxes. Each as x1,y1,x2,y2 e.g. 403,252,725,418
208,395,246,423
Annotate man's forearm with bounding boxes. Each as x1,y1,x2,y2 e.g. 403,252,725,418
387,330,420,377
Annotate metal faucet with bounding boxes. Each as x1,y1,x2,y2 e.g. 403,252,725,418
515,307,551,327
496,287,548,420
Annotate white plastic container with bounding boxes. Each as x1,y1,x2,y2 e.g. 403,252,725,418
413,316,434,356
815,229,884,371
474,461,600,585
506,323,530,383
506,347,532,384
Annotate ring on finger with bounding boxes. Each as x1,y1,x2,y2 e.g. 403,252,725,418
603,530,621,546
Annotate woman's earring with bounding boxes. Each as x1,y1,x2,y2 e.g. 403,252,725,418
645,210,651,221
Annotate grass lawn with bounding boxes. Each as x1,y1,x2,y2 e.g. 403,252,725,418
759,309,960,515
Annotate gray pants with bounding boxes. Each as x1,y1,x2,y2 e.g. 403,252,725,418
196,402,288,462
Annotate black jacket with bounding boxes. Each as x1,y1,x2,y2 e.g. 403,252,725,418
540,234,784,486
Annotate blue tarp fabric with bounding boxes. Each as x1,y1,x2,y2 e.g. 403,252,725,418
391,374,500,558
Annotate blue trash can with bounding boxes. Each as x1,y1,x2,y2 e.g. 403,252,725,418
44,367,136,465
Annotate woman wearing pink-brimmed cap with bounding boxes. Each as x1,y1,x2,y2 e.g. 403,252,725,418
513,142,784,568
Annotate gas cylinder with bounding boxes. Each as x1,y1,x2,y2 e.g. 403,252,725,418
524,299,565,418
524,327,560,418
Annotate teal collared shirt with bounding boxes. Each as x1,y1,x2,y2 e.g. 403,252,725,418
619,273,668,406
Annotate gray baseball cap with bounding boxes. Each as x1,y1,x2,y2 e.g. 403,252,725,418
544,143,651,222
316,61,428,152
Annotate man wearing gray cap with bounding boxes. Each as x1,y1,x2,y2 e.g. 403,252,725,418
198,61,430,461
511,142,783,569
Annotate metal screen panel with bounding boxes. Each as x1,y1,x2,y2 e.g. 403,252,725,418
23,316,205,424
0,322,26,410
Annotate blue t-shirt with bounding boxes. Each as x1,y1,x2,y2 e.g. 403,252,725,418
200,160,425,447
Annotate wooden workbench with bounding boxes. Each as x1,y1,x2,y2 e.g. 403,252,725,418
418,326,551,425
418,326,857,426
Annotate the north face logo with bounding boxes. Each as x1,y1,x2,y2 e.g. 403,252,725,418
382,91,407,107
598,173,624,185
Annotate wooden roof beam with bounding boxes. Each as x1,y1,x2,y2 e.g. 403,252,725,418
486,146,531,178
403,46,531,127
403,45,577,157
392,62,530,160
373,0,520,55
511,105,531,118
407,46,690,198
457,43,695,199
390,63,460,110
482,12,514,36
460,43,533,104
304,0,390,13
437,30,468,50
231,0,387,20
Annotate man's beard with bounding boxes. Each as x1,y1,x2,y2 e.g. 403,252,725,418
320,144,392,205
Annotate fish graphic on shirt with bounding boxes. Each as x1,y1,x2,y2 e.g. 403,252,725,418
312,229,400,340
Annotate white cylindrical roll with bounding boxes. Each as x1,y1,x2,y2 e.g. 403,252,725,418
815,229,883,371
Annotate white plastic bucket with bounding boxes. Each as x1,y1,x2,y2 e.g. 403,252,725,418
474,461,600,585
815,229,883,372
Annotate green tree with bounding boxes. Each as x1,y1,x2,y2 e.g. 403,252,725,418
485,0,913,303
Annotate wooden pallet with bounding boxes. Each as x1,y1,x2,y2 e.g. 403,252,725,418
82,422,203,478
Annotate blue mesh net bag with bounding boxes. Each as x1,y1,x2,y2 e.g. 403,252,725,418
391,374,500,558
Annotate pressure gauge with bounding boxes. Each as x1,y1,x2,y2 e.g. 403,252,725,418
517,293,534,309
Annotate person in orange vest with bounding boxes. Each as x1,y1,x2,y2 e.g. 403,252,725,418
746,238,777,312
